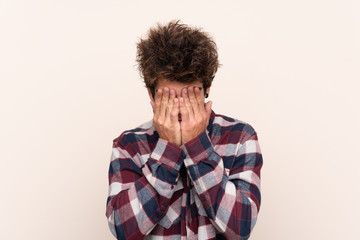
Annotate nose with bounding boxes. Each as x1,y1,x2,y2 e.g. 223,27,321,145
174,89,182,98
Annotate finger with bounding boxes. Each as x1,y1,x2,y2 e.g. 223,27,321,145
205,101,213,118
150,100,155,113
170,98,180,123
154,88,162,117
159,87,170,121
194,86,206,115
166,89,176,120
182,88,194,120
179,97,189,122
188,86,200,115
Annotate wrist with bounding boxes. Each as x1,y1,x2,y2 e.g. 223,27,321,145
159,136,181,147
182,130,205,144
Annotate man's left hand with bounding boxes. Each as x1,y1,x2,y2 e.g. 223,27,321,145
179,86,212,144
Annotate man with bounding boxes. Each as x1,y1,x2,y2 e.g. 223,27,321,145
105,20,263,240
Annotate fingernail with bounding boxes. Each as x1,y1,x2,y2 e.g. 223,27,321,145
180,97,184,102
194,86,200,92
183,89,187,94
174,98,178,103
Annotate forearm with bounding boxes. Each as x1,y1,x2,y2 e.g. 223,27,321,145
142,138,183,199
106,137,184,239
106,175,170,240
181,131,262,239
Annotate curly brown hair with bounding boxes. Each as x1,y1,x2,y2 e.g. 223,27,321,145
136,20,220,98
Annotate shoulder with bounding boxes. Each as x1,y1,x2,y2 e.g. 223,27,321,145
112,119,155,148
211,111,258,144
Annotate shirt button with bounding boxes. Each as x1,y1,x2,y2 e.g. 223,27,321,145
171,185,174,189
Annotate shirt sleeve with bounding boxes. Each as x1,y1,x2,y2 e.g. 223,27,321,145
105,133,183,240
181,129,263,240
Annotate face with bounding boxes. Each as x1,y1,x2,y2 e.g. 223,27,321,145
147,79,210,102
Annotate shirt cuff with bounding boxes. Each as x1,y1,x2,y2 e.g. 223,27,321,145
150,138,183,171
181,131,214,166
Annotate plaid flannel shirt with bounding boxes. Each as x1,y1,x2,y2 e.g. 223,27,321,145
105,110,263,240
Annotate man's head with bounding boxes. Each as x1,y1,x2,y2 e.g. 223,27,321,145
136,20,219,102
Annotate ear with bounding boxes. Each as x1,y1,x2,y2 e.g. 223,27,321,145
205,87,210,98
147,88,154,102
147,88,156,113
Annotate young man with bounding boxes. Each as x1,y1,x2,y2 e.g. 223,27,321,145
105,20,263,240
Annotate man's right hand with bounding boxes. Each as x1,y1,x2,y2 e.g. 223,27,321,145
150,87,181,147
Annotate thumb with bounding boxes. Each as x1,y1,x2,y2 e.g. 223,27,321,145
170,98,180,123
205,101,212,117
150,100,155,113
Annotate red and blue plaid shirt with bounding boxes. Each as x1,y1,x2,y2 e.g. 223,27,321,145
105,110,263,239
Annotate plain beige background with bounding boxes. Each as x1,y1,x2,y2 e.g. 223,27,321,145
1,0,359,239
